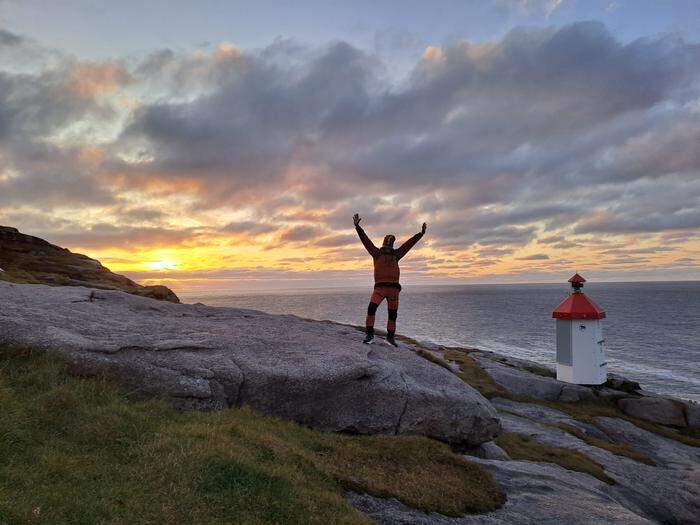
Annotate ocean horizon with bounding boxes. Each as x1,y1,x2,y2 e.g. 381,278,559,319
182,280,700,402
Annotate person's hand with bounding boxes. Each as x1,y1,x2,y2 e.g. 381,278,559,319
353,213,362,227
421,222,427,235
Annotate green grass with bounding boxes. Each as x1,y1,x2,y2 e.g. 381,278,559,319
495,433,615,485
523,365,556,378
440,348,508,400
0,346,504,524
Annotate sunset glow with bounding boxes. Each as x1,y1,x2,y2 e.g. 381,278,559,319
1,1,698,292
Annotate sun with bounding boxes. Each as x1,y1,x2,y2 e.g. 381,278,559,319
144,259,178,271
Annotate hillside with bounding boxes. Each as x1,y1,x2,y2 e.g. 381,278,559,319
0,347,504,523
1,281,699,523
0,225,179,302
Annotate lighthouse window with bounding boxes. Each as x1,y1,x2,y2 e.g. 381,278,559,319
579,325,586,330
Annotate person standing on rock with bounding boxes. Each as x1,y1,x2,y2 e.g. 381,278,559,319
353,213,426,347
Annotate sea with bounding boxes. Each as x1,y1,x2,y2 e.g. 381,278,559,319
181,281,700,402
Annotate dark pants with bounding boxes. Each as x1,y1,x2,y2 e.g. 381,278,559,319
365,286,399,335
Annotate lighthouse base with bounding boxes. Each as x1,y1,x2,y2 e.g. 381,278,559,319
557,363,607,385
557,364,574,383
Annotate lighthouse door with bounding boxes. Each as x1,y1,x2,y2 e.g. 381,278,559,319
556,320,572,365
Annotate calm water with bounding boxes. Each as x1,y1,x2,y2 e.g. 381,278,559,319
182,282,700,402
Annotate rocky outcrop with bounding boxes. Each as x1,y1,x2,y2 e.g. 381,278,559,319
494,409,700,524
134,284,181,303
0,281,499,446
351,396,700,524
471,353,596,402
470,349,699,431
617,396,687,427
349,459,656,524
0,225,179,303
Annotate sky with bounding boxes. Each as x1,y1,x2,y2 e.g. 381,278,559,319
0,0,699,292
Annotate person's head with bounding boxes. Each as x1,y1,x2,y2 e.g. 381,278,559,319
382,234,395,248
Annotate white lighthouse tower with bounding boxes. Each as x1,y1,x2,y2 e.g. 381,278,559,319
552,273,607,385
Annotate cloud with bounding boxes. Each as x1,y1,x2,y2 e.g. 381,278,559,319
46,224,206,250
0,21,699,283
0,29,22,47
496,0,568,18
314,233,357,247
221,220,277,235
278,225,324,243
517,253,550,260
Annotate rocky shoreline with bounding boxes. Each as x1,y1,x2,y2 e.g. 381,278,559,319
1,280,698,524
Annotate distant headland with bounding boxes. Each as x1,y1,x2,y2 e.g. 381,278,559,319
0,225,179,303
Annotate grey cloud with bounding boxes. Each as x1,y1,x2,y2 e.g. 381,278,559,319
550,241,581,249
0,50,129,208
314,234,357,247
109,21,700,244
0,143,116,206
278,225,324,243
46,224,206,250
539,235,565,244
0,29,22,47
600,246,674,255
517,253,550,260
477,248,514,257
575,209,700,235
2,22,700,253
605,256,650,265
118,206,166,222
221,221,277,235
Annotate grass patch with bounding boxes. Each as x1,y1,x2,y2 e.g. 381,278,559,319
325,435,504,516
553,423,655,465
440,348,507,399
523,365,556,378
495,433,615,485
0,346,504,523
679,426,700,440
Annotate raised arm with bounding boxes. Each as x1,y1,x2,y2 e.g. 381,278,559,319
353,213,379,257
395,222,427,260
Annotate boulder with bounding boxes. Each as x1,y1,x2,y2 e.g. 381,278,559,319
469,441,510,461
0,281,500,446
683,401,700,428
135,285,181,303
617,397,687,427
605,373,641,394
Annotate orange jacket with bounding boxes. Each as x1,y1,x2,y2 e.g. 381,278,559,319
356,225,424,286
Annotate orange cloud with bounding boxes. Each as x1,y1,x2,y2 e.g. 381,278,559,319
67,62,132,98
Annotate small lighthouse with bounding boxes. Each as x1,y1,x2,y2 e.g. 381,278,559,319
552,273,607,385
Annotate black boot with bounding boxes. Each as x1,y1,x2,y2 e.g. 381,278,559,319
363,327,374,344
386,332,398,347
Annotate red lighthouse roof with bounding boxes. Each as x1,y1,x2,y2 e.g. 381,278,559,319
553,273,606,320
